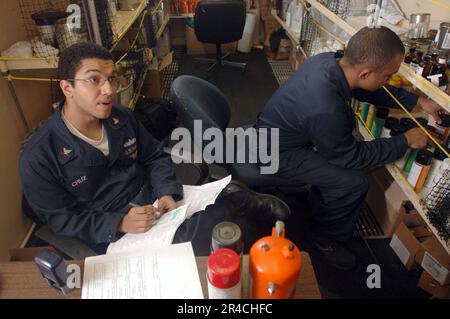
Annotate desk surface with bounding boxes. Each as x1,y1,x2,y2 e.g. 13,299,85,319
0,252,321,299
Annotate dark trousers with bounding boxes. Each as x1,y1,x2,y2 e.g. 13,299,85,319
277,148,369,242
173,198,270,256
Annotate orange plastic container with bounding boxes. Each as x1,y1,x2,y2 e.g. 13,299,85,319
249,221,302,299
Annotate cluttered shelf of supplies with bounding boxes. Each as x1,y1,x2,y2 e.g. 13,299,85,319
111,0,148,50
273,0,450,254
0,0,150,71
169,13,195,19
355,106,449,254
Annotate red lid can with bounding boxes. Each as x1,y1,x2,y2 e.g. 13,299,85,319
207,248,240,289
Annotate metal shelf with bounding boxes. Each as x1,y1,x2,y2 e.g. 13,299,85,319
128,65,149,111
357,118,449,253
270,10,300,47
128,48,153,111
111,0,147,49
155,15,170,41
397,64,450,112
0,57,59,71
169,13,195,19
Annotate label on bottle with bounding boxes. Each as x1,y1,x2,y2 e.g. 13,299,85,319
407,161,424,189
207,276,242,299
427,74,442,86
410,63,419,73
421,251,449,285
416,66,424,75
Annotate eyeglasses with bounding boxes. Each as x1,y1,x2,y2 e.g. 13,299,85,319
66,76,120,88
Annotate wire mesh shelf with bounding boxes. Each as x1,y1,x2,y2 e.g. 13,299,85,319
18,0,90,57
425,170,450,243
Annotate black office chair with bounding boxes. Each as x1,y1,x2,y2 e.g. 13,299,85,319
170,75,302,190
194,0,247,74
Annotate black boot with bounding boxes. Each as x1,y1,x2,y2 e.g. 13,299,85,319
307,231,356,270
217,180,291,224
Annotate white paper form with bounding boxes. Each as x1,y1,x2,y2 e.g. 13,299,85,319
106,175,232,255
179,175,232,218
107,205,188,255
82,242,203,299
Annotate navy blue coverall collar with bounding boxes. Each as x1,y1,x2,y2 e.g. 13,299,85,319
52,101,129,168
327,52,352,103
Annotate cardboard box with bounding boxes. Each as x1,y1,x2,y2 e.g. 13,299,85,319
417,271,450,299
263,14,280,39
259,0,272,21
390,222,423,270
185,25,237,55
366,167,409,236
143,70,163,98
414,236,450,286
142,51,174,99
265,38,291,60
289,46,304,71
392,202,427,230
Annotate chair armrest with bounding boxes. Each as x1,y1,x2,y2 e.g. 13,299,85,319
34,226,97,260
164,147,210,185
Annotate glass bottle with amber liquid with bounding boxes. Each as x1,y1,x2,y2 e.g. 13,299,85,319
430,52,439,72
404,47,416,64
434,55,448,89
411,51,424,74
419,55,433,78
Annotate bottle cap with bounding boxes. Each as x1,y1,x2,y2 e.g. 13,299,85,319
438,113,450,127
415,117,428,127
207,248,240,289
376,107,389,119
441,158,450,171
400,117,416,129
211,222,243,254
384,117,399,129
415,149,433,166
390,123,407,136
434,147,449,161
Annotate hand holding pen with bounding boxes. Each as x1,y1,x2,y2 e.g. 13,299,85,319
117,204,160,233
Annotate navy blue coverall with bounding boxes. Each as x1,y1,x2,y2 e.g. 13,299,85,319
255,52,419,241
20,104,245,255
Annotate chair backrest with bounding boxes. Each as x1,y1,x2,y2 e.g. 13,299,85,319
194,0,246,44
170,75,230,163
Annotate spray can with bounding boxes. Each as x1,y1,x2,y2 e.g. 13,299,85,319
432,113,450,141
365,104,376,130
389,123,408,169
249,221,302,299
360,102,369,122
211,221,243,255
407,149,433,192
371,107,389,138
424,147,450,188
207,248,241,299
400,117,416,130
380,117,399,138
415,117,428,127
